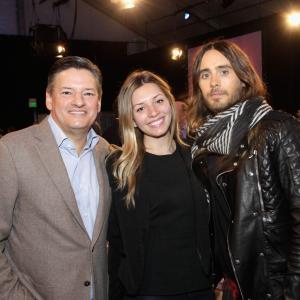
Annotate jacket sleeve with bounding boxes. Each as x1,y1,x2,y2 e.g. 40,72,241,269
276,118,300,299
0,140,34,299
106,156,126,300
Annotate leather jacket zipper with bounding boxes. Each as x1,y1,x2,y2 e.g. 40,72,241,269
216,168,245,300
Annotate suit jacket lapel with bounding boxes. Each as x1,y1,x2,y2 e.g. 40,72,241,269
32,118,87,233
91,141,110,246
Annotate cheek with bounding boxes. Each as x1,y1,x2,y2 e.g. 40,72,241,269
132,113,142,127
199,81,209,94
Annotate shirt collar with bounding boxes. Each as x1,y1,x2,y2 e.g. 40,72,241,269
48,115,99,152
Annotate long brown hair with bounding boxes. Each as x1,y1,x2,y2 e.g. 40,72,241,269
188,40,267,133
110,70,184,208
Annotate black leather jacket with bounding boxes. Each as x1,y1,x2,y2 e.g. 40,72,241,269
192,111,300,300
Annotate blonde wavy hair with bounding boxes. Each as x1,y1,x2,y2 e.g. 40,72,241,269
110,70,184,208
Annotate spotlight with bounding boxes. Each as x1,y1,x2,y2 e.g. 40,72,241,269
287,11,300,27
171,47,183,61
184,12,190,20
30,24,67,57
56,44,66,58
111,0,136,9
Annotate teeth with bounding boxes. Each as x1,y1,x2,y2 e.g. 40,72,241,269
149,118,163,127
70,111,85,114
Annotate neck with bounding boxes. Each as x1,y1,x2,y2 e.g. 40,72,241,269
144,134,175,155
67,131,88,155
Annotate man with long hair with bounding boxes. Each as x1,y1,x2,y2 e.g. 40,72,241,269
190,40,300,300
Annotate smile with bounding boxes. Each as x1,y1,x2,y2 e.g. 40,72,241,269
69,111,86,115
148,117,164,127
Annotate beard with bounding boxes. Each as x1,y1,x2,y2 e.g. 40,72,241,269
203,87,243,115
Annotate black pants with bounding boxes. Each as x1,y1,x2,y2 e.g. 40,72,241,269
124,289,215,300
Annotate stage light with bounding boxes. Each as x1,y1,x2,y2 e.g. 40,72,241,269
287,11,300,27
121,0,135,9
184,12,190,20
111,0,136,9
56,44,66,58
171,47,183,61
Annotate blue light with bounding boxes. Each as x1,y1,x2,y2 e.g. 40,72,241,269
184,12,190,20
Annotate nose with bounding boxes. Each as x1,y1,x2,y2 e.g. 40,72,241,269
210,73,219,88
148,104,158,117
72,92,84,107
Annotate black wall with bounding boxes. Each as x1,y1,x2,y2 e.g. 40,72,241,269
1,13,300,130
0,35,128,130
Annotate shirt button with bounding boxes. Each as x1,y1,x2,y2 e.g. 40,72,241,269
233,162,238,167
235,259,240,265
266,293,272,298
249,171,254,176
84,281,91,287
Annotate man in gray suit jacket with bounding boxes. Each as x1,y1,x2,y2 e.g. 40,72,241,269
0,56,111,299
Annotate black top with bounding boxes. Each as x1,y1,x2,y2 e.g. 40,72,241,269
140,148,210,295
106,145,212,300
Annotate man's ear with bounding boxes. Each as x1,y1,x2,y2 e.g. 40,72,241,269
45,91,52,111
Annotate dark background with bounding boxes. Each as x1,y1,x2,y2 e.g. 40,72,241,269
1,13,299,130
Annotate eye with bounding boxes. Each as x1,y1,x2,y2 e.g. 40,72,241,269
136,106,144,113
61,90,72,96
156,98,164,104
220,68,229,76
200,72,210,80
83,92,95,97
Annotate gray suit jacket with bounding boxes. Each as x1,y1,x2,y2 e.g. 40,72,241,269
0,118,111,300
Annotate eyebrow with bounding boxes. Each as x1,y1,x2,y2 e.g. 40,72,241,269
133,93,164,107
199,64,233,73
60,87,96,91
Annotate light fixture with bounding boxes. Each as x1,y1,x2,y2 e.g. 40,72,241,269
171,47,183,61
30,24,68,57
56,44,66,58
184,12,190,20
287,11,300,27
122,0,135,9
111,0,136,9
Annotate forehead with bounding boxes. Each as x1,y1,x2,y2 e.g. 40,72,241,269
52,68,98,88
132,83,165,104
200,49,232,70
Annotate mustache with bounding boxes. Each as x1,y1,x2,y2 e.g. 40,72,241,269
209,88,227,96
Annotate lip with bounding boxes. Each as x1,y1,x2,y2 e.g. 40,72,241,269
210,90,225,96
148,117,164,127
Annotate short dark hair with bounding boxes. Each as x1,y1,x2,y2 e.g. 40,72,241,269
46,56,102,97
189,40,267,130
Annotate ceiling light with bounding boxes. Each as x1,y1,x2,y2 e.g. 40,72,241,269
111,0,136,9
55,44,66,58
122,0,135,9
287,11,300,27
171,47,183,61
184,12,190,20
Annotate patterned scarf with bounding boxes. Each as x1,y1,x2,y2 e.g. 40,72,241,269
191,97,272,158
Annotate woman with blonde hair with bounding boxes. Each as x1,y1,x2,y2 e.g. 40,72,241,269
106,70,214,300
